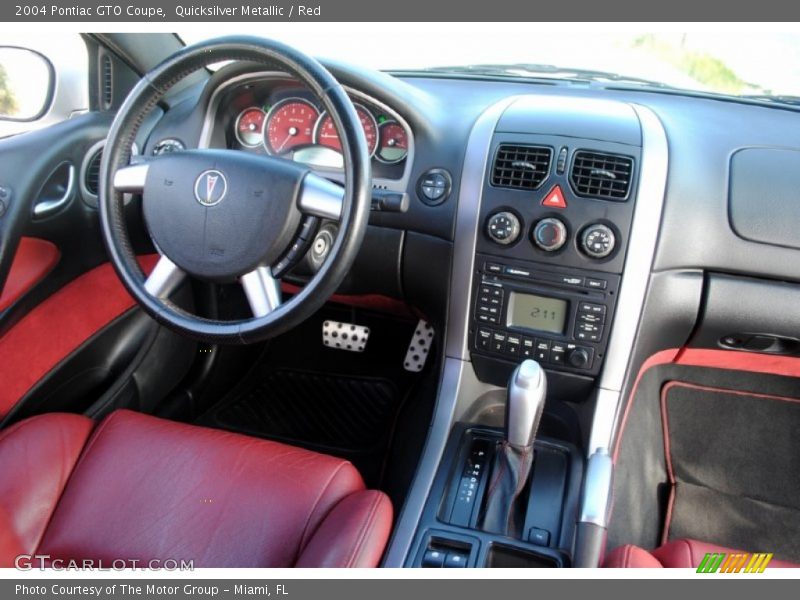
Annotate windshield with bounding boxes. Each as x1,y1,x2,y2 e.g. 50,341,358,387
180,26,800,102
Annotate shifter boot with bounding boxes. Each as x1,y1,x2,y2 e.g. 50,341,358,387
481,441,534,536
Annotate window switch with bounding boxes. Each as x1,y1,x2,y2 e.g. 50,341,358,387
444,551,468,568
422,549,446,567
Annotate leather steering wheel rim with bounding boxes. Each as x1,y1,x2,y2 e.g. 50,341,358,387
98,36,371,344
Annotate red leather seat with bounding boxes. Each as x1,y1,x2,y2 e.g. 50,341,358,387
604,539,798,568
0,410,392,568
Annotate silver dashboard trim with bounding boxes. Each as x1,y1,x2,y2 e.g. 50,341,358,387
382,96,515,567
589,104,669,455
445,97,519,360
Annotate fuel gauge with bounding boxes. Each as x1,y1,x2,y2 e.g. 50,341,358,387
377,121,408,164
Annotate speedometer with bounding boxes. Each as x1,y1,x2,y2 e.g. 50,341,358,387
235,107,266,147
313,103,378,157
263,98,319,155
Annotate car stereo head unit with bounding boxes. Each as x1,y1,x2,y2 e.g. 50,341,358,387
471,254,620,377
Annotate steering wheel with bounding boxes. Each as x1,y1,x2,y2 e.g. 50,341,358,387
98,36,371,344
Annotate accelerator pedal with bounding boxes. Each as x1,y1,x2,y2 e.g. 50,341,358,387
404,319,434,372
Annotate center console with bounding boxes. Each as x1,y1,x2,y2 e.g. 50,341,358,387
469,118,640,389
389,96,664,569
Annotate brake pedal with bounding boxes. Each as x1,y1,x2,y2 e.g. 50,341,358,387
404,320,434,372
322,320,370,352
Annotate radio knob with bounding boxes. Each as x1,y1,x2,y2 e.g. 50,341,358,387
580,223,616,259
532,217,568,252
567,348,591,369
486,211,521,245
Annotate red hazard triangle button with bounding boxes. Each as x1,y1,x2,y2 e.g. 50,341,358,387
541,185,567,209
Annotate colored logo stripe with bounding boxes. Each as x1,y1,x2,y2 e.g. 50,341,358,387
697,552,773,573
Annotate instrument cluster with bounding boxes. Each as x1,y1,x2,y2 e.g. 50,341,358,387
221,82,410,178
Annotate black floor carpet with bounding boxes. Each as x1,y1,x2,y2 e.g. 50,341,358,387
203,368,399,453
663,382,800,561
195,304,431,488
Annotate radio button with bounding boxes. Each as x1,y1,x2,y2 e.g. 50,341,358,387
585,278,608,290
575,331,601,342
534,339,551,362
550,342,567,364
491,331,507,353
578,312,604,325
577,322,601,334
486,262,504,274
521,337,535,358
476,328,492,351
506,334,522,356
578,302,606,315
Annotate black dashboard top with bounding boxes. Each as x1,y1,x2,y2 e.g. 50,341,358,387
144,59,800,286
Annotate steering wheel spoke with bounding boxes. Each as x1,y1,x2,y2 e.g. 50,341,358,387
144,255,186,299
298,173,344,221
241,266,282,318
114,163,150,194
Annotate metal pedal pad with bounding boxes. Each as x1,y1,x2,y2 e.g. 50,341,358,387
322,320,370,352
404,320,434,372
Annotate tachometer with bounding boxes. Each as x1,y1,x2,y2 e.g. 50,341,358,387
235,107,266,148
376,121,409,164
264,98,319,155
313,103,378,157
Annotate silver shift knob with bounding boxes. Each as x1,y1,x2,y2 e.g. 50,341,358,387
505,359,547,448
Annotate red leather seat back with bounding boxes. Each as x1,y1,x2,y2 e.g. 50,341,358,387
0,410,392,568
0,414,93,567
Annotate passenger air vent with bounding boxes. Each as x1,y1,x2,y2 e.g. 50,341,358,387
100,53,113,110
491,144,552,190
570,151,633,200
84,146,103,197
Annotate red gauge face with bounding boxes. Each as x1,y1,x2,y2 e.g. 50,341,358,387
235,107,266,147
314,104,378,156
264,99,319,155
377,121,409,164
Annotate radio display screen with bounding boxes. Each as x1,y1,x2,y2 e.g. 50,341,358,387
507,292,567,335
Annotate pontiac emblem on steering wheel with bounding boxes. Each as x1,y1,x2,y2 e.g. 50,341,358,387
194,169,227,206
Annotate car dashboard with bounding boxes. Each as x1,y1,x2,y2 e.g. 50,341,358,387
135,60,800,567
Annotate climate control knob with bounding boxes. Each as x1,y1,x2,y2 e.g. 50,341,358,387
580,223,616,259
532,217,568,252
486,211,521,245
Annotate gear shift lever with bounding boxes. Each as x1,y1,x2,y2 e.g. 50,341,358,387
506,359,547,447
481,359,547,536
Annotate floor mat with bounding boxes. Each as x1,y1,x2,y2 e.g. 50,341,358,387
662,381,800,561
204,368,399,453
195,304,431,488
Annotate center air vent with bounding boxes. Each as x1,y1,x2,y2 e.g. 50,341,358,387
491,144,552,190
570,151,633,200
